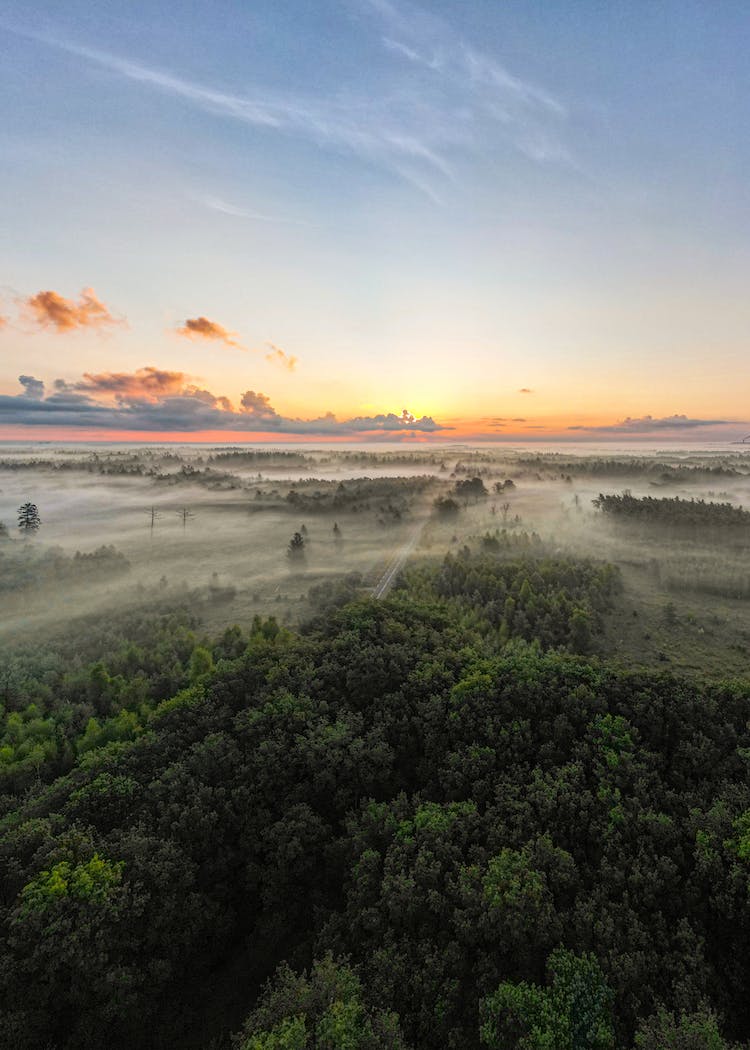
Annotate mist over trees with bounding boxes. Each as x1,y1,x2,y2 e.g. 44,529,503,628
2,445,750,1048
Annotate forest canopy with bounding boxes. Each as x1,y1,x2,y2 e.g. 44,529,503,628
2,550,750,1049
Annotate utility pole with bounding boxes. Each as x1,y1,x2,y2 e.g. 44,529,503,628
147,506,160,538
176,507,195,531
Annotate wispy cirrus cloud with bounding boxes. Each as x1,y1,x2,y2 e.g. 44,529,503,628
199,195,313,227
9,4,570,203
370,0,563,111
0,370,450,436
175,316,242,349
360,0,569,163
265,343,297,372
22,287,122,333
10,29,453,196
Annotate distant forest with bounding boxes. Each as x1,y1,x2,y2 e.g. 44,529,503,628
593,492,750,528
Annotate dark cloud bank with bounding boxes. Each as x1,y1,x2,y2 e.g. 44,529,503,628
0,371,449,435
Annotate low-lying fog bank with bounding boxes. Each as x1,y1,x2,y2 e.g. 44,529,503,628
3,443,750,672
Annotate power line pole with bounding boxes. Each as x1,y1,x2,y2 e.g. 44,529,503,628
176,507,195,531
147,506,160,538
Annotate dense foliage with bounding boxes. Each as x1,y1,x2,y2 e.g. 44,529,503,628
0,543,131,597
593,492,750,530
402,538,621,653
0,608,242,800
514,455,747,482
284,476,435,519
2,545,750,1049
453,476,489,500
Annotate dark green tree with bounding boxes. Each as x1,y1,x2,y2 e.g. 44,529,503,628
480,949,614,1050
454,476,488,501
17,502,41,535
288,531,306,563
434,496,460,518
233,955,411,1050
634,1008,741,1049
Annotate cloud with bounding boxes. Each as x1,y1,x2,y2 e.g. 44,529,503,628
0,314,8,330
200,195,312,226
73,366,187,402
176,316,242,349
12,9,570,204
175,323,298,367
361,0,570,162
568,414,739,434
518,388,533,394
0,369,452,436
477,415,528,431
265,343,298,371
18,375,45,399
373,2,563,112
345,409,444,433
240,390,279,419
382,36,430,67
181,386,233,412
22,287,121,333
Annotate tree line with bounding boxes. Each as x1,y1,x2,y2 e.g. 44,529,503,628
593,492,750,528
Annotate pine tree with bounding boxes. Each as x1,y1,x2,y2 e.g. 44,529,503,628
287,531,306,563
17,502,41,535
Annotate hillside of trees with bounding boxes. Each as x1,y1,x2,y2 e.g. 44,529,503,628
2,549,750,1049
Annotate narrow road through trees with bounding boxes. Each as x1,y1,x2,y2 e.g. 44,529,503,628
372,518,426,599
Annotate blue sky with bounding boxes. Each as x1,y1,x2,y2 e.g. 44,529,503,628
1,0,749,439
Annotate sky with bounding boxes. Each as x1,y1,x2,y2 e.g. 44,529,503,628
1,0,749,442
